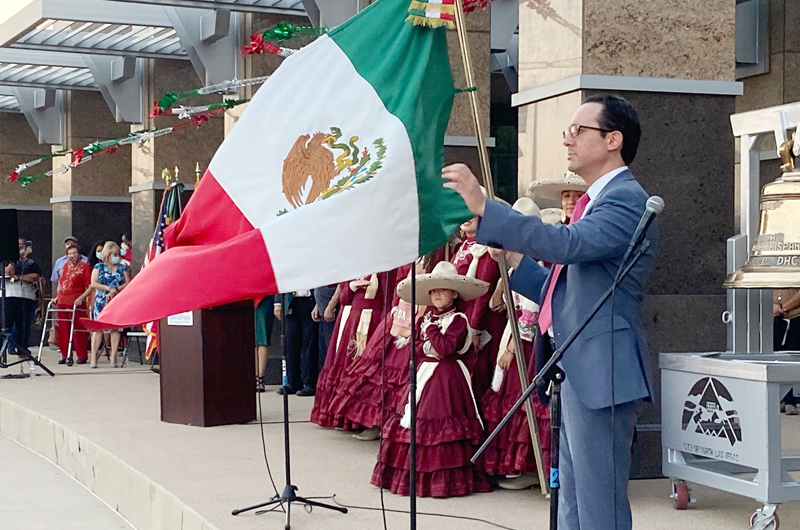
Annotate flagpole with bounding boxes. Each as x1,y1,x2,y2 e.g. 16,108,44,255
409,266,418,530
452,0,549,496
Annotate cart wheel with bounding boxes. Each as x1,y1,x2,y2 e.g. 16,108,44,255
749,511,779,530
672,483,689,510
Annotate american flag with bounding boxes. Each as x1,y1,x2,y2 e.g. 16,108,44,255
143,185,174,359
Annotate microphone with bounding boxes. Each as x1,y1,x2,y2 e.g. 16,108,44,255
619,196,664,267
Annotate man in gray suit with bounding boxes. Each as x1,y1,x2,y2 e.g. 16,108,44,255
443,94,658,530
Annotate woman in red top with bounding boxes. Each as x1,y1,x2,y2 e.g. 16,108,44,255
56,244,92,365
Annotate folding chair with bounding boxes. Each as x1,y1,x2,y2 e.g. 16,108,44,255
121,329,148,367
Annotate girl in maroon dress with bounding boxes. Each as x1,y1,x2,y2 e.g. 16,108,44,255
311,270,396,428
479,281,550,487
479,199,560,489
450,216,504,401
372,262,491,498
330,264,415,438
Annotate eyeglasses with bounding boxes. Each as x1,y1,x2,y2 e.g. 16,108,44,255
562,124,611,140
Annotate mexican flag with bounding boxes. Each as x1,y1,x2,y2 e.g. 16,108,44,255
89,0,471,330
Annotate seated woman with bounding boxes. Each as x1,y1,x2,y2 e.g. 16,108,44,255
372,261,491,498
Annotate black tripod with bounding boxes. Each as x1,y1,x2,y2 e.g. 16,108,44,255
0,262,54,378
232,296,347,530
472,238,651,530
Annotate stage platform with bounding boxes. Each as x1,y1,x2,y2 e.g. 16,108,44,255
0,349,797,530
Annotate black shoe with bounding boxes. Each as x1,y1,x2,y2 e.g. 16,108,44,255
296,386,316,397
276,386,297,395
76,358,87,365
57,358,66,365
66,357,73,366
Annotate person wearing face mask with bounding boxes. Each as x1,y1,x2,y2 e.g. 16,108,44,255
48,236,88,350
3,241,42,350
120,234,132,267
90,241,105,268
55,244,93,365
51,236,88,286
89,241,131,368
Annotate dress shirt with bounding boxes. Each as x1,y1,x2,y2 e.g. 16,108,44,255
583,165,628,214
544,165,627,337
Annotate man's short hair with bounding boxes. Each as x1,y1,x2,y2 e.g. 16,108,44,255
583,94,641,165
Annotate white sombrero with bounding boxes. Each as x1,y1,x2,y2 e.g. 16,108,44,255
528,172,588,201
397,261,489,306
479,185,511,208
540,208,564,225
512,197,540,216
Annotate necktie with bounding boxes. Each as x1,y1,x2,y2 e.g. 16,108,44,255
536,193,591,334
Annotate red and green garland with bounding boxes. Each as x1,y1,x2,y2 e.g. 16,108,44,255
242,22,327,55
7,105,241,187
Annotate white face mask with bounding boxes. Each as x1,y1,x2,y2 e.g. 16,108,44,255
121,243,129,251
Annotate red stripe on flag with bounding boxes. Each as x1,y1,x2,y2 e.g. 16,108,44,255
164,169,254,249
83,229,278,332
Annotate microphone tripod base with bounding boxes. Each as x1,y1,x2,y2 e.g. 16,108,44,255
231,484,347,530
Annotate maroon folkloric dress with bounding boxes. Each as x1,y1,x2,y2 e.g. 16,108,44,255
450,236,504,400
311,271,396,428
478,292,551,475
331,266,414,430
372,306,491,498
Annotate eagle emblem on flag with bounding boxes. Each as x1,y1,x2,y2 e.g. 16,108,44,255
280,126,386,214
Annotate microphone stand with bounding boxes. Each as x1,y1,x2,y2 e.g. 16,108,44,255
472,237,652,530
231,295,347,529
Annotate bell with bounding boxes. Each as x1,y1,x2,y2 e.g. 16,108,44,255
724,136,800,289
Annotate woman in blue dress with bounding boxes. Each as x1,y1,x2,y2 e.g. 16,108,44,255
89,241,131,368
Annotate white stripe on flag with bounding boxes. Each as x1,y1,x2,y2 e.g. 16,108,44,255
211,35,420,293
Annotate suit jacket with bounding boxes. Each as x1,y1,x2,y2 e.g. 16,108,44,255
477,170,659,409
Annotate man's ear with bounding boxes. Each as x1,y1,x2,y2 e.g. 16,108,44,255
607,130,624,153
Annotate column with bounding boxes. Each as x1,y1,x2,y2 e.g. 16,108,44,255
50,91,132,265
516,0,738,477
0,113,54,278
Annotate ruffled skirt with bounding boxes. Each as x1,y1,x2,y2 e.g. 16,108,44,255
371,360,491,498
477,340,551,476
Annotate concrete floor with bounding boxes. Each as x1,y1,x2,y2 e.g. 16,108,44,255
0,435,134,530
0,348,798,530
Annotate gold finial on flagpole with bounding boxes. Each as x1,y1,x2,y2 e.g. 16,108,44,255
173,165,180,182
161,167,172,186
195,162,202,185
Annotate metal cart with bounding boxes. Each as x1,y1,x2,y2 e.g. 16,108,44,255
661,351,800,529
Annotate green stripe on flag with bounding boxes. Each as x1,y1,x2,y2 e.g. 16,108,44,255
330,0,473,256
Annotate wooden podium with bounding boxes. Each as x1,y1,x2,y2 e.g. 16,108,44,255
159,302,255,427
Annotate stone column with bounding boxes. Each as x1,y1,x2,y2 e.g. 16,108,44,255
50,91,132,269
0,113,54,279
516,0,738,477
130,58,225,272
